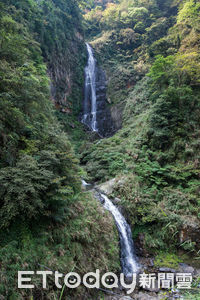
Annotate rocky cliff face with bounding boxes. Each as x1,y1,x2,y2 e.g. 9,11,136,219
48,37,86,111
95,65,117,137
34,0,86,113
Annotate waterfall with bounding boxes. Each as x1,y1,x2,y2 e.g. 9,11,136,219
82,43,116,137
82,43,98,132
82,180,139,276
100,193,138,276
81,46,138,275
82,179,90,187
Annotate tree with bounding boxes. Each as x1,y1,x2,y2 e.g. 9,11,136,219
101,3,119,28
147,55,175,89
176,52,200,85
177,0,200,28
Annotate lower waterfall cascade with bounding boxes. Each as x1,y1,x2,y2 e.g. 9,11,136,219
82,181,139,276
100,193,139,276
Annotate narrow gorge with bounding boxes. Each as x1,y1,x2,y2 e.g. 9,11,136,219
82,45,139,278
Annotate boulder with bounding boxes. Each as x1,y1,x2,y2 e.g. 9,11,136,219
135,233,150,257
158,267,176,273
179,216,200,250
97,178,116,195
94,191,105,204
195,269,200,277
134,292,158,300
113,197,121,204
178,263,195,275
110,102,123,131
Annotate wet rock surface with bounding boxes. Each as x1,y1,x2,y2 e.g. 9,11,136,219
97,178,116,195
82,44,118,137
95,65,117,137
110,102,124,131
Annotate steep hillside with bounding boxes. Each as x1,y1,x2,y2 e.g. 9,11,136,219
0,1,119,299
81,0,200,265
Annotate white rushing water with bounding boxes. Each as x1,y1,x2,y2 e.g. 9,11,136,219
100,194,138,276
82,179,138,275
82,43,98,132
81,179,90,187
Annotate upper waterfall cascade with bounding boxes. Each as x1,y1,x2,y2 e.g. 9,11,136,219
82,43,116,137
82,43,98,132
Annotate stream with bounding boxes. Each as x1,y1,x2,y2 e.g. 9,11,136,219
81,43,139,277
82,183,138,278
100,193,139,276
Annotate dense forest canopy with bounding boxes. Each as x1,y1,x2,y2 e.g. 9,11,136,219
0,0,83,227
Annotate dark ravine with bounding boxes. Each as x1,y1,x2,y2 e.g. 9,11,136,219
82,43,116,137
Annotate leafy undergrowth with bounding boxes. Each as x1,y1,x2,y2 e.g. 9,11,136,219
80,70,200,255
154,252,183,268
0,192,120,299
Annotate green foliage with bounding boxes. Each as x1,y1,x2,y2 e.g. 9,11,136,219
84,0,160,38
81,63,200,251
148,84,197,149
154,252,182,268
147,55,175,86
0,1,83,229
0,155,52,228
177,0,200,27
85,0,179,109
0,193,120,299
0,2,121,299
176,52,200,85
79,0,200,274
1,0,200,298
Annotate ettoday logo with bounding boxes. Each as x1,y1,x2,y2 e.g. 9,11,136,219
18,270,137,294
18,270,193,293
